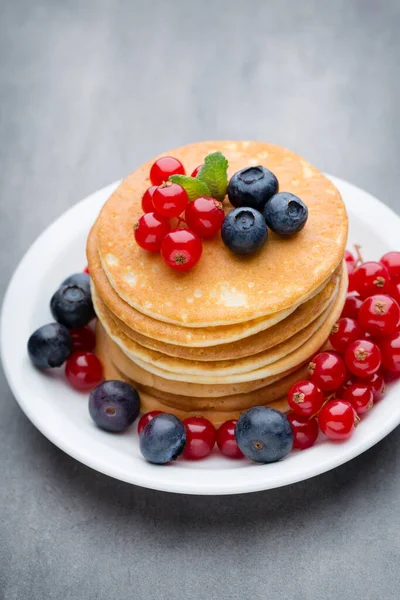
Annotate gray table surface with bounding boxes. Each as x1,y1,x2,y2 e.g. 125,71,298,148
1,1,400,599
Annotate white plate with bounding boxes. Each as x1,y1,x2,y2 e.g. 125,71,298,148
1,177,400,495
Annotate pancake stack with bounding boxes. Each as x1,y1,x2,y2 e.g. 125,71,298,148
87,141,348,425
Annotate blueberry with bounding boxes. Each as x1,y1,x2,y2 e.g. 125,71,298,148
51,281,95,328
227,166,278,212
89,380,140,432
139,413,186,464
62,272,91,292
221,207,268,255
263,192,308,237
28,322,72,369
235,406,293,463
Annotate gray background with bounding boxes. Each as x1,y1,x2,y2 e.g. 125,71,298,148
1,1,400,599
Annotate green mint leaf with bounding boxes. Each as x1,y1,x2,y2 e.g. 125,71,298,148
168,175,211,201
196,151,229,202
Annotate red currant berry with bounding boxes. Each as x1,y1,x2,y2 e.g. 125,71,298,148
70,326,96,353
355,372,385,401
308,352,347,392
216,420,244,458
343,383,374,414
351,261,391,298
345,250,357,267
185,197,225,238
318,400,359,441
346,260,356,276
329,317,364,353
358,294,400,337
83,265,90,274
191,165,203,178
137,410,163,435
141,185,157,213
287,380,324,417
391,282,400,304
183,417,216,460
153,182,189,218
134,212,171,252
150,156,185,186
344,339,382,377
380,251,400,283
341,293,362,319
380,331,400,373
161,229,202,272
65,352,103,391
287,412,319,450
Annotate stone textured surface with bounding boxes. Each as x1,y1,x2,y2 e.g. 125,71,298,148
1,1,400,599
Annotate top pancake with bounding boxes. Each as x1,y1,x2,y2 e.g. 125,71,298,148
95,141,348,327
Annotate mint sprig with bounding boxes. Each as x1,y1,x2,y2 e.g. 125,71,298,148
196,151,228,202
169,175,211,201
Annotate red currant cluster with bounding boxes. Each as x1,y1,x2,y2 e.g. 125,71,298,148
134,157,225,271
287,249,400,449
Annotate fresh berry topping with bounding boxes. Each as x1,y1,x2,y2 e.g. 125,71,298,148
137,411,163,435
183,417,216,460
355,372,386,401
221,207,268,255
379,331,400,373
344,250,357,268
235,407,293,463
70,326,96,352
185,196,225,238
153,182,189,218
308,352,347,392
83,266,90,275
141,186,158,213
65,351,103,391
318,400,359,441
341,293,362,319
161,229,202,271
134,212,171,252
62,272,91,292
89,380,140,432
139,413,186,464
150,157,185,186
227,166,278,212
27,323,72,369
191,165,203,178
351,261,391,298
392,282,400,304
329,318,364,353
380,251,400,282
51,281,95,329
263,192,308,237
344,339,382,377
216,420,244,458
287,380,324,417
287,413,319,450
358,294,400,337
343,383,374,414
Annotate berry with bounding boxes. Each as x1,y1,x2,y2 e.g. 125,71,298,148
216,420,244,459
185,197,225,238
62,272,91,292
287,380,324,417
28,323,72,369
392,282,400,304
142,186,157,213
221,207,267,256
150,156,185,186
341,294,362,319
308,352,347,392
358,294,400,337
329,318,364,353
345,250,357,268
83,266,90,275
65,351,103,391
343,383,374,414
139,413,186,464
153,182,188,218
235,407,293,463
89,380,140,432
161,229,202,271
355,372,386,401
380,331,400,373
264,192,308,237
70,326,96,352
351,261,391,298
318,400,359,441
191,165,202,178
134,212,171,252
183,417,216,460
287,413,319,450
345,339,382,377
227,166,278,212
51,281,95,328
137,411,163,435
380,251,400,282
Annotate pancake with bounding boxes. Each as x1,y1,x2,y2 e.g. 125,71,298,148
94,140,347,326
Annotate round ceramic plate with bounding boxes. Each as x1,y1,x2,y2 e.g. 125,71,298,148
2,176,400,495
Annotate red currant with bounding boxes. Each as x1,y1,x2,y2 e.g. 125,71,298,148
380,331,400,373
70,327,96,353
344,339,381,377
83,265,90,274
137,410,163,435
141,185,157,213
391,282,400,304
185,197,225,238
134,212,171,252
308,352,347,392
318,400,359,441
150,156,185,186
329,317,364,353
287,412,319,450
216,420,244,458
345,250,357,268
341,293,362,319
153,182,189,218
287,380,324,417
161,229,202,271
65,352,103,391
355,372,385,401
351,261,391,298
380,251,400,283
343,383,374,414
358,294,400,337
183,417,216,460
191,165,203,178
